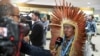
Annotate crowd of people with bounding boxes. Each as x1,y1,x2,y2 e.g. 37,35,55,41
0,0,98,56
0,0,52,56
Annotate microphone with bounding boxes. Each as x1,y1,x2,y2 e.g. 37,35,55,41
55,37,63,50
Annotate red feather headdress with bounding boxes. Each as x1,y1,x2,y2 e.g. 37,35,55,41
50,0,86,56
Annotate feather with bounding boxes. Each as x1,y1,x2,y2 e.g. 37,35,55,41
50,0,86,56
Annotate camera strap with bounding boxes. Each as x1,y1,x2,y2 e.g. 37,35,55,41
16,24,24,56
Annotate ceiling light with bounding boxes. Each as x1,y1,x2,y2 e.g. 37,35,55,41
88,2,91,5
18,0,28,2
11,0,28,3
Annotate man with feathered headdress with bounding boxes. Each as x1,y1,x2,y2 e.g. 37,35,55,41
49,0,86,56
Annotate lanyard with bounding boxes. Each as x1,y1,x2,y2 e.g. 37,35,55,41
61,37,74,56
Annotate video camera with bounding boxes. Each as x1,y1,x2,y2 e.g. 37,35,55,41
0,17,30,56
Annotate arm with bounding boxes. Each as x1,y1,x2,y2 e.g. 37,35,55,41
20,41,52,56
93,22,97,35
94,22,97,33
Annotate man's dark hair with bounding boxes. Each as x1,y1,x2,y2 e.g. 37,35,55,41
31,11,40,18
89,15,94,19
0,3,13,17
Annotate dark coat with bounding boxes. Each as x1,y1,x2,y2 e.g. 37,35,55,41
21,41,52,56
30,21,44,47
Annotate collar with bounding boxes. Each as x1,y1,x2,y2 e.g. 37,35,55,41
63,36,74,42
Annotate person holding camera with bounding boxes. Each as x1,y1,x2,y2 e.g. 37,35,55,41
0,0,54,56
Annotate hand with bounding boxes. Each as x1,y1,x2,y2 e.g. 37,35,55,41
24,36,30,42
93,33,97,37
94,33,97,37
50,49,56,56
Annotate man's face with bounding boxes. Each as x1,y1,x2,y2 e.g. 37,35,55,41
12,15,20,23
87,15,93,21
12,7,20,23
63,24,75,38
32,13,37,21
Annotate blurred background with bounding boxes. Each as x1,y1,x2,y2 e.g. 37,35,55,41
5,0,100,56
10,0,100,37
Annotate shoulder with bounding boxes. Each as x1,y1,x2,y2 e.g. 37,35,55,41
92,21,96,24
32,22,43,30
35,21,43,26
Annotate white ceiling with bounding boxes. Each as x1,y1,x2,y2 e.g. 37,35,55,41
12,0,100,10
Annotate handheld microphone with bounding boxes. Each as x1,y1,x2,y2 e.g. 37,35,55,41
55,37,63,50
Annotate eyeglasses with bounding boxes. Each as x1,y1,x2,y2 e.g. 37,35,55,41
12,15,20,18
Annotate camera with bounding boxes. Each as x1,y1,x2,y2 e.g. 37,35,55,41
0,17,30,56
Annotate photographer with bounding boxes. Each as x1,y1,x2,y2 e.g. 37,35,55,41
0,1,53,56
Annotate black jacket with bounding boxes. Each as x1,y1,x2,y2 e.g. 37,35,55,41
21,41,52,56
30,21,44,47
